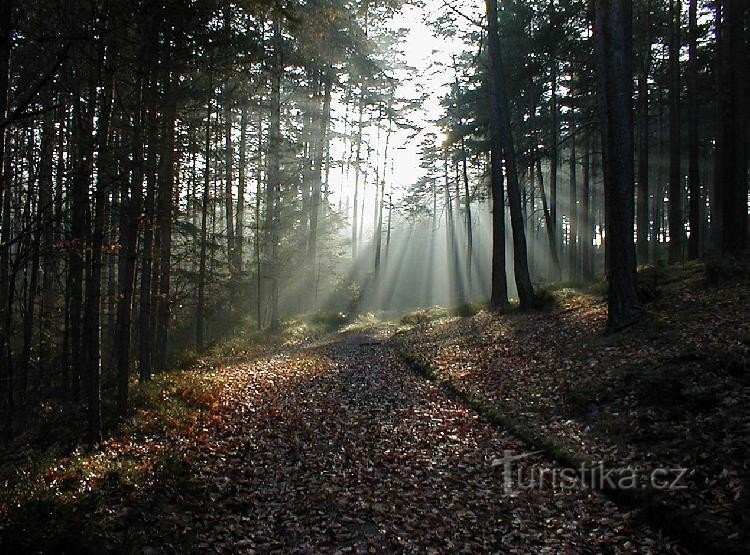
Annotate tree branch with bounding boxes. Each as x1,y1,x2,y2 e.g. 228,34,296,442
0,42,71,130
441,1,485,29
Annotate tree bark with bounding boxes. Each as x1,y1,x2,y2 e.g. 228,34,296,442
582,133,593,279
549,0,560,281
485,2,508,309
309,71,331,268
484,0,535,308
138,102,157,381
668,0,684,263
351,87,365,260
197,78,212,352
266,15,282,330
154,81,177,372
115,88,144,418
715,0,748,255
636,0,652,264
594,0,641,330
236,103,247,272
85,58,114,444
568,116,578,280
224,86,236,272
686,0,700,258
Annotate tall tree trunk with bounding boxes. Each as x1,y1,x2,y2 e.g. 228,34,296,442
687,0,700,258
223,8,236,273
85,60,114,445
636,0,652,264
486,72,507,306
374,108,391,275
38,98,56,396
224,87,235,272
138,103,157,381
711,3,724,252
484,0,535,307
444,153,457,302
197,78,212,351
236,103,247,272
536,158,560,277
549,0,560,281
255,106,263,326
266,15,282,330
20,199,39,410
351,87,365,260
595,0,641,329
668,0,684,263
715,0,747,255
461,137,473,291
582,134,593,279
0,0,12,425
568,117,578,280
69,83,95,403
154,84,177,372
309,72,331,269
115,94,144,418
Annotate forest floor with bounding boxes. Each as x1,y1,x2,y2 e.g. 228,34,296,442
1,260,747,553
394,260,750,554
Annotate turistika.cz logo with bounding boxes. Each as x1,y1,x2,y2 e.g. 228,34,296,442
491,450,689,495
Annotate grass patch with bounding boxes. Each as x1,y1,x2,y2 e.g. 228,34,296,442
399,301,487,326
0,366,223,551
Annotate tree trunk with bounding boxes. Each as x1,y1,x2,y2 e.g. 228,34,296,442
236,103,247,272
351,87,365,260
224,86,236,272
255,106,263,326
549,1,560,281
568,117,578,280
536,158,561,277
668,0,683,263
20,202,39,410
0,0,12,423
266,15,282,330
85,61,114,445
636,0,652,264
582,134,593,279
38,89,56,395
594,0,641,330
69,84,95,403
485,17,508,309
309,72,331,268
115,92,144,418
489,29,536,307
197,79,212,351
715,0,748,255
154,84,177,373
687,0,700,259
138,102,157,381
461,137,473,291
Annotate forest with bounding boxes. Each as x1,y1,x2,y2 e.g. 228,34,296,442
0,0,748,552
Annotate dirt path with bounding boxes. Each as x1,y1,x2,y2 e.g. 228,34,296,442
127,331,677,553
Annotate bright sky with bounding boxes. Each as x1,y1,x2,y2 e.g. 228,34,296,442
386,1,477,192
326,0,483,230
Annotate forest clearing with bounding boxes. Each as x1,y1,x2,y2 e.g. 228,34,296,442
0,0,748,552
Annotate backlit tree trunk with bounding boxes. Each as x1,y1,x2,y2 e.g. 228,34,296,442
594,0,641,329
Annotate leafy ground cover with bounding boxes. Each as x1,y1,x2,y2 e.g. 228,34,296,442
394,261,750,553
1,321,682,552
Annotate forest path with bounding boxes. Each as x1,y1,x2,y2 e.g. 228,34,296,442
142,330,670,552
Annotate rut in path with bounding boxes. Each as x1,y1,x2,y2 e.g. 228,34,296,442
133,332,672,553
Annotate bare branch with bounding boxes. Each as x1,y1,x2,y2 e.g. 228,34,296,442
441,1,485,29
0,42,71,130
